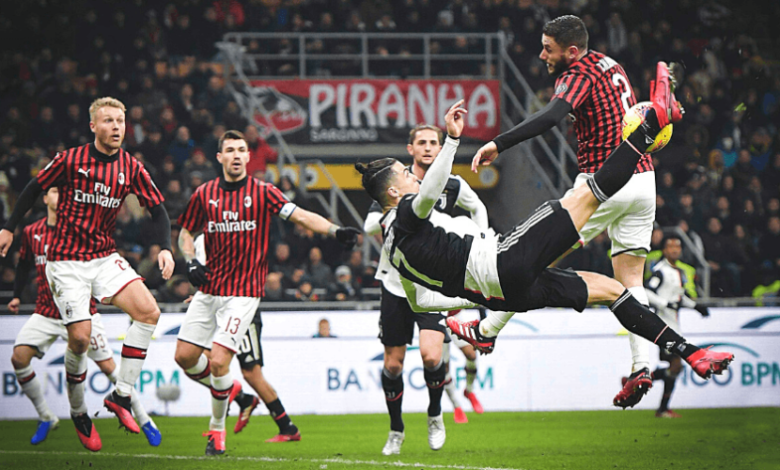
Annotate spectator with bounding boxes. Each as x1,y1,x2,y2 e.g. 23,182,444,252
700,217,741,296
184,148,218,185
327,265,360,301
306,246,333,289
244,124,278,178
294,280,319,301
270,242,296,280
198,76,230,121
169,126,195,168
758,216,780,278
163,179,189,220
313,318,336,337
32,107,60,150
158,275,195,302
263,272,288,301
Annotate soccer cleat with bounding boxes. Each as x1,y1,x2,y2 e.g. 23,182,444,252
427,414,446,451
234,395,260,434
31,417,59,445
656,409,682,419
453,407,468,424
72,413,101,452
204,429,226,455
227,380,242,409
464,390,484,414
381,430,404,455
686,346,734,379
613,368,653,409
446,318,496,354
141,421,162,446
265,430,301,443
104,391,140,433
651,61,684,128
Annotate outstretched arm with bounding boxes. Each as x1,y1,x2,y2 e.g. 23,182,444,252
288,208,361,249
401,277,479,313
0,180,44,257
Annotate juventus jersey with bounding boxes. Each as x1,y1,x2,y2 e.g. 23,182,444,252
645,258,695,315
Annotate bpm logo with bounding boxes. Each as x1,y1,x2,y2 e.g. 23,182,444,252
678,342,780,388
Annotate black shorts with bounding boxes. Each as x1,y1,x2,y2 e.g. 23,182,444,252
236,312,264,370
379,285,449,347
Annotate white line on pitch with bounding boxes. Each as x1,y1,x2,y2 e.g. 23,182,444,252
0,449,526,470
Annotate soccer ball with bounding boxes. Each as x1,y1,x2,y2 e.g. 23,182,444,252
621,101,673,153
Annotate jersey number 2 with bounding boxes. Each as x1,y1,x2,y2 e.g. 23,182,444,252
611,73,632,114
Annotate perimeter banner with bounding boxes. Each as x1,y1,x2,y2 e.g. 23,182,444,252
243,79,500,144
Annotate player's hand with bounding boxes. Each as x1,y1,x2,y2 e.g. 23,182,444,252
694,304,710,317
7,298,20,314
335,227,361,249
666,301,680,311
0,229,14,257
158,249,175,280
186,259,211,287
472,141,499,173
444,99,468,138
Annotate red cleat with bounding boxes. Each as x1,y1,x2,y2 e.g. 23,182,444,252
203,429,226,455
266,431,301,443
613,368,652,409
446,318,495,354
104,391,140,434
464,390,484,414
686,346,734,379
234,395,260,434
72,413,101,452
651,62,684,128
453,407,468,424
227,380,242,408
656,409,682,418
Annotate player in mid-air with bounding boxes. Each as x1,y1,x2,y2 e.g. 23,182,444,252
359,86,733,398
364,123,488,454
174,130,360,455
472,15,666,408
8,187,161,446
0,97,174,452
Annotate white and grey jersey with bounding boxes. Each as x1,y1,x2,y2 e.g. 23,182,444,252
645,258,696,315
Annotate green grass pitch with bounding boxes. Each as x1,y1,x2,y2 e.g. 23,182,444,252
1,408,778,470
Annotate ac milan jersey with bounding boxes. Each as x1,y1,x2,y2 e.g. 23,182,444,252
36,144,165,261
552,50,653,174
19,218,98,319
178,176,291,297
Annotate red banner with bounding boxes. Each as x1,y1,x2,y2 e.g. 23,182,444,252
246,79,500,144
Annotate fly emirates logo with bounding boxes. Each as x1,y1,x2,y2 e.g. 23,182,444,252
74,182,122,208
208,210,257,233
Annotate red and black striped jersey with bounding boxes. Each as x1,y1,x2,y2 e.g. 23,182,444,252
178,176,291,298
552,50,653,174
36,144,164,261
19,218,98,319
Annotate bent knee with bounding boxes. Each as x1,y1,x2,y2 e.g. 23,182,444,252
11,351,31,370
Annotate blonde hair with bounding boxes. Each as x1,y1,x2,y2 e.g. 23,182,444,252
89,97,127,122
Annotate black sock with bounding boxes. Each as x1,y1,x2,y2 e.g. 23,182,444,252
610,290,700,360
424,360,446,417
659,376,677,411
382,368,405,432
588,108,662,202
651,368,668,381
266,398,296,434
234,390,254,409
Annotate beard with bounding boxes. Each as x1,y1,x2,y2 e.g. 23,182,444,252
547,59,569,77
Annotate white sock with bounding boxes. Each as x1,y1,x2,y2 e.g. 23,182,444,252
627,286,651,372
185,354,212,387
15,365,54,421
117,321,156,397
64,348,88,415
479,310,514,337
443,371,461,407
464,358,477,393
210,373,233,431
107,369,151,426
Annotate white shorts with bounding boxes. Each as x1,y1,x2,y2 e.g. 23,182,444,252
46,253,143,325
14,313,114,362
177,292,261,353
564,171,656,257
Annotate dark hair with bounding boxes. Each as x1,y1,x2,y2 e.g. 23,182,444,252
543,15,588,51
662,234,682,249
408,124,443,145
218,129,246,153
355,158,399,206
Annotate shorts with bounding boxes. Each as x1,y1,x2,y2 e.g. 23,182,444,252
379,285,449,347
14,313,114,362
178,291,260,353
564,171,655,256
46,253,143,325
236,313,264,370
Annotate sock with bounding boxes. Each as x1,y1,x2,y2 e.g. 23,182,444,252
627,286,651,373
266,398,296,434
588,109,662,202
210,373,233,431
107,369,151,426
464,358,477,393
64,348,88,415
117,321,156,397
443,371,461,408
381,368,404,432
234,390,256,409
610,290,699,359
424,360,446,417
15,365,54,421
651,367,668,381
185,354,212,387
479,310,514,337
659,375,677,411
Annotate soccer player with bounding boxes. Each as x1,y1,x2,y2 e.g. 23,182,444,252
174,130,359,456
442,311,484,423
359,89,732,397
8,187,161,446
0,97,174,451
472,15,665,407
364,123,488,454
640,234,711,418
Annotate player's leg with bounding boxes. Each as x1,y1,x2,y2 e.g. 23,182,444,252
240,365,301,442
175,291,216,388
418,314,447,451
230,320,263,434
459,344,483,414
441,341,467,423
651,310,683,417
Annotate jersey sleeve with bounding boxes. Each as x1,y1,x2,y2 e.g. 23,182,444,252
177,190,207,233
364,201,384,235
131,163,165,207
395,194,426,233
552,72,593,110
264,183,295,219
18,226,32,261
36,151,68,189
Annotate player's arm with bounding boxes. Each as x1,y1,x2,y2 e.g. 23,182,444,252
0,180,44,256
454,177,489,230
644,271,674,310
680,294,709,317
8,256,33,314
178,226,210,287
400,277,479,313
147,203,174,280
286,207,361,249
177,226,199,262
363,201,383,236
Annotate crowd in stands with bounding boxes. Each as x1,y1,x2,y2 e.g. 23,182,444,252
1,0,778,302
